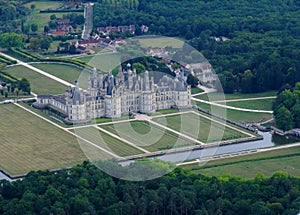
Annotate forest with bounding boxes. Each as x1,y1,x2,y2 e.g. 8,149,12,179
273,82,300,130
92,0,300,93
1,161,300,214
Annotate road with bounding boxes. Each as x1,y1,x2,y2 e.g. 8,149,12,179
82,3,94,40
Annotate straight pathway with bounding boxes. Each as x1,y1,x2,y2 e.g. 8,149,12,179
0,52,75,87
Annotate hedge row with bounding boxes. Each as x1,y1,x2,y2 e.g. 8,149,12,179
0,55,17,65
39,58,93,70
15,49,39,61
9,49,38,62
0,71,20,83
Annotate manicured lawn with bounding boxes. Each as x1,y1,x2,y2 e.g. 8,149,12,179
191,87,204,95
184,146,300,178
195,101,273,123
222,98,275,111
139,37,184,49
195,91,277,101
152,112,249,143
32,63,83,84
0,104,86,175
3,65,67,94
87,53,121,73
100,121,196,152
75,55,94,63
75,127,143,157
149,109,180,116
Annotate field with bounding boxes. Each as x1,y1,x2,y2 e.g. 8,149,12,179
195,91,277,101
184,146,300,178
74,127,143,156
152,112,249,143
86,53,121,73
0,104,86,175
100,121,196,152
222,98,275,111
139,37,184,49
32,63,84,83
75,55,94,63
191,87,204,95
195,101,273,123
3,65,67,94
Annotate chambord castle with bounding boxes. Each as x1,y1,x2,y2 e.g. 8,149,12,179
34,64,192,123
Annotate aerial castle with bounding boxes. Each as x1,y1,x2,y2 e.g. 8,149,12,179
34,64,192,123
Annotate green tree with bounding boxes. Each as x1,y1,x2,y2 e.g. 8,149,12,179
40,38,51,50
241,69,254,93
187,74,199,88
31,23,38,33
132,62,146,74
275,105,294,130
28,38,41,50
0,33,24,49
18,78,31,95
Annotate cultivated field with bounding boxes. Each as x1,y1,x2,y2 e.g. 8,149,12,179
185,146,300,178
152,112,249,143
100,121,196,152
0,104,86,175
3,65,67,94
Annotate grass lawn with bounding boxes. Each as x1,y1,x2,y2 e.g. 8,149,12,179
191,88,204,95
222,98,275,111
152,112,249,143
184,146,300,178
74,127,143,157
195,101,273,123
195,91,277,101
0,104,86,175
139,37,184,49
100,121,196,152
3,65,67,94
0,94,33,102
75,55,94,63
87,53,121,73
32,63,83,83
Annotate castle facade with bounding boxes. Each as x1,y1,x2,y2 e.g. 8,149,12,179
34,65,192,123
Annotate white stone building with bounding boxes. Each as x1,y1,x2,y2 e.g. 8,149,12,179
34,65,192,123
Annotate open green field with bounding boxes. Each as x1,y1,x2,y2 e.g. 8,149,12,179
191,88,204,95
184,146,300,178
195,91,277,101
3,65,67,94
222,98,275,111
152,112,249,143
75,127,143,157
86,53,121,73
100,121,196,152
139,37,184,49
32,63,83,83
0,104,86,175
75,55,94,63
195,101,273,123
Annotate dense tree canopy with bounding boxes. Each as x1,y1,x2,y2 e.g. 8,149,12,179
93,0,300,93
1,161,300,214
273,82,300,130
